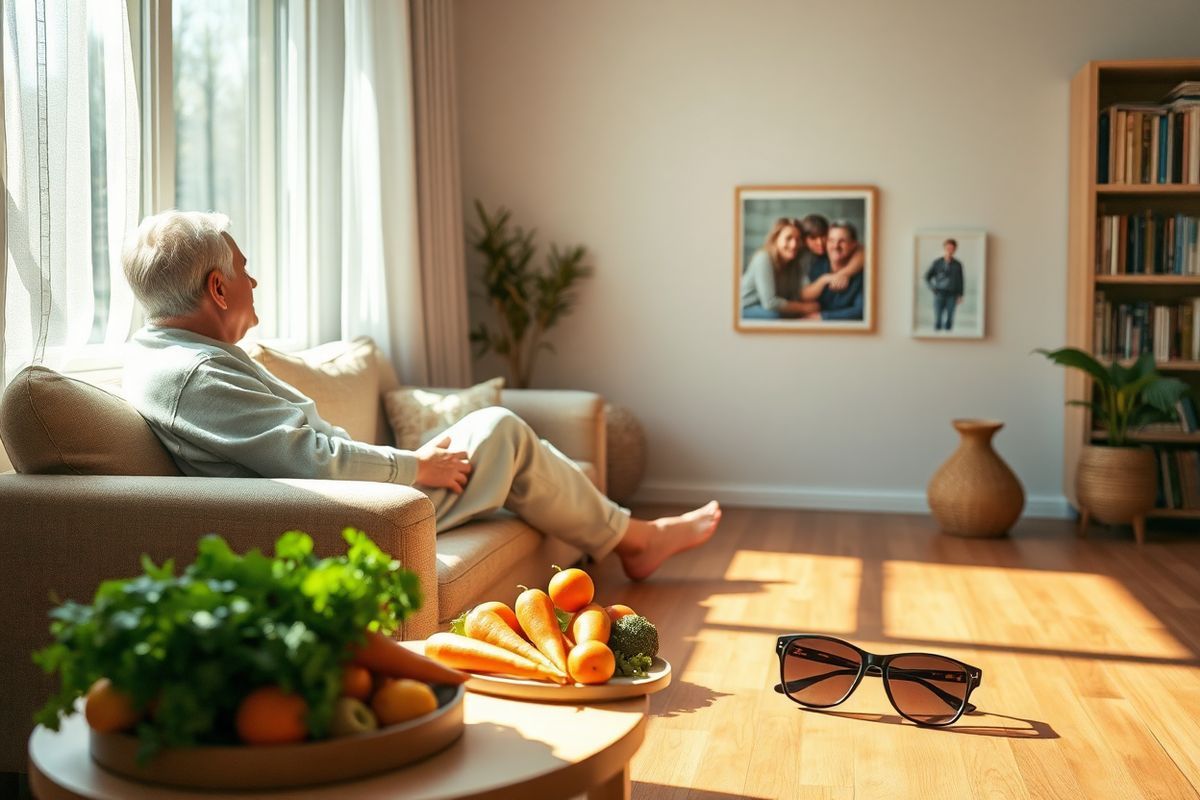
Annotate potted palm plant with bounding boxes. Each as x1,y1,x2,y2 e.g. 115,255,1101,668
1038,347,1190,543
468,201,592,389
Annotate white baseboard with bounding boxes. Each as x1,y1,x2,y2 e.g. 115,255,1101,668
631,481,1073,519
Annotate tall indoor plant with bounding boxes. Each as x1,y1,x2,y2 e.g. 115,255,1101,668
1038,347,1189,542
468,201,593,389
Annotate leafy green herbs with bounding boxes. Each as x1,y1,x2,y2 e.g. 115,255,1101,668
33,529,420,757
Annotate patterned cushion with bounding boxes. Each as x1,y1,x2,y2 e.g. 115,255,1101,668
383,378,504,451
249,337,381,443
0,366,180,476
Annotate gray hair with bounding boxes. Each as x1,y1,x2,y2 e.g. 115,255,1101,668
829,219,859,243
122,210,234,320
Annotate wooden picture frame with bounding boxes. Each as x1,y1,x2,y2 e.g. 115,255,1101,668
911,229,987,339
734,185,878,334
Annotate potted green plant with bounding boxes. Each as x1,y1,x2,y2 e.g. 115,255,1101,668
1037,347,1190,542
468,201,593,389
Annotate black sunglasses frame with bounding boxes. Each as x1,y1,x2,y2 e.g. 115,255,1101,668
774,633,982,727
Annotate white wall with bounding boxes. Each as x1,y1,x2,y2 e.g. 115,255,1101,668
454,0,1200,516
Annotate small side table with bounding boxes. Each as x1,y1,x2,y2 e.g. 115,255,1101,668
29,692,647,800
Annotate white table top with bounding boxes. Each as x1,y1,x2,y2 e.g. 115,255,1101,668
29,692,648,800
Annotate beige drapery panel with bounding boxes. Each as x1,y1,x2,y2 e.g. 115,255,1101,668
409,0,471,388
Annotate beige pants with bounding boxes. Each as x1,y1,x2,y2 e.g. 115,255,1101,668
420,407,630,560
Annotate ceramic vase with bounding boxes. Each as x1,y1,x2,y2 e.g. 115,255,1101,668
1076,445,1156,545
927,419,1025,538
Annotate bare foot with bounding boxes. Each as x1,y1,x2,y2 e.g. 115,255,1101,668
617,501,722,581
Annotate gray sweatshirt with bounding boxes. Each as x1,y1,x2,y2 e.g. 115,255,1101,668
122,326,418,484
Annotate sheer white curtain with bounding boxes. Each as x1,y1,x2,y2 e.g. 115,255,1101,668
286,0,469,387
2,0,140,387
340,0,427,382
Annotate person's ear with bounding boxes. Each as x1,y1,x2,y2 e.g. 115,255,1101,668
206,269,229,310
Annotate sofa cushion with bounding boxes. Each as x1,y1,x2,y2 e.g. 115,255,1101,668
435,515,545,619
384,378,504,451
436,515,584,624
0,366,181,476
248,337,381,443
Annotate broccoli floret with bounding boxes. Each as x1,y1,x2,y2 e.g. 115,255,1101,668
608,615,659,660
614,652,653,678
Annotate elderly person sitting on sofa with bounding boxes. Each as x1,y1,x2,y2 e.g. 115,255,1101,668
120,210,721,581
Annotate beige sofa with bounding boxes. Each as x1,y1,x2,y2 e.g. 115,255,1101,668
0,337,606,773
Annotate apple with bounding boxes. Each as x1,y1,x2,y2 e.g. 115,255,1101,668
329,696,379,737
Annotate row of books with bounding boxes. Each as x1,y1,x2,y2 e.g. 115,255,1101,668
1154,447,1200,510
1097,81,1200,184
1094,212,1200,275
1092,294,1200,361
1139,396,1200,434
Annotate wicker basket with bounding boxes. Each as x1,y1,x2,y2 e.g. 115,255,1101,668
1076,445,1156,544
604,403,646,504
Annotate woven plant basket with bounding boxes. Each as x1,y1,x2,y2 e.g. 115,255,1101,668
1076,445,1156,526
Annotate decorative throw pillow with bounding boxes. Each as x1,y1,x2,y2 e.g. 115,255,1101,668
0,366,181,476
249,337,381,443
384,378,504,451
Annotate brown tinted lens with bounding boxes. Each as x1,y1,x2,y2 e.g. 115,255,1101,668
781,637,862,706
885,654,969,724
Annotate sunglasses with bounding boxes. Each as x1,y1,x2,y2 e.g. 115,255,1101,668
774,634,982,726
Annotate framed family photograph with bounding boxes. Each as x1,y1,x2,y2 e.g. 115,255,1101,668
734,185,877,334
911,230,986,339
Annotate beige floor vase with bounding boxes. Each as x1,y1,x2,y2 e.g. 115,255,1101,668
927,419,1025,538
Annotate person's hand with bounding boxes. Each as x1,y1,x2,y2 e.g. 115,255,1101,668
828,272,850,292
802,310,823,320
956,295,964,304
415,435,471,494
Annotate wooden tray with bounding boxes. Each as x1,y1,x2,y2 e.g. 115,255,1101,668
465,657,671,702
89,683,465,790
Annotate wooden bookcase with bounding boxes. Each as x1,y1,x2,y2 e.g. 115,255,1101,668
1066,59,1200,519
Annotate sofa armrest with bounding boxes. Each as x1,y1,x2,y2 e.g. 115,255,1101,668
500,389,607,494
0,474,439,637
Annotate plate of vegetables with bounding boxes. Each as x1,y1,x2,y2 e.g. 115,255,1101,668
33,529,470,790
422,566,672,702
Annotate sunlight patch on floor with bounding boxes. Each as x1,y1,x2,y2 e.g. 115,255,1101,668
707,550,862,635
882,560,1194,659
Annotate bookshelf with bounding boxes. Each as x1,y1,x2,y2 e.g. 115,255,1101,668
1067,59,1200,521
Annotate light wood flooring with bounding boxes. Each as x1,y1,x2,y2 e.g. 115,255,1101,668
589,507,1200,800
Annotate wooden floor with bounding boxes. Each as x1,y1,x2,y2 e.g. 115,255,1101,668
589,507,1200,800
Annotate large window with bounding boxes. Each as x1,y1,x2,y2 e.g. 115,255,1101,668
143,0,282,339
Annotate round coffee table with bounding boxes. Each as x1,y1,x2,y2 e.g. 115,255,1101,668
29,692,648,799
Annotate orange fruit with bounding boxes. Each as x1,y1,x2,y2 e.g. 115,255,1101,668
605,604,636,622
84,678,140,733
567,640,616,685
475,601,524,638
371,678,438,725
235,686,308,745
340,664,373,700
548,566,594,613
570,604,611,645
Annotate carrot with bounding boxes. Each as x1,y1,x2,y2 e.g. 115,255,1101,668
515,586,570,674
350,630,468,685
424,632,565,682
570,603,611,645
465,608,568,683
